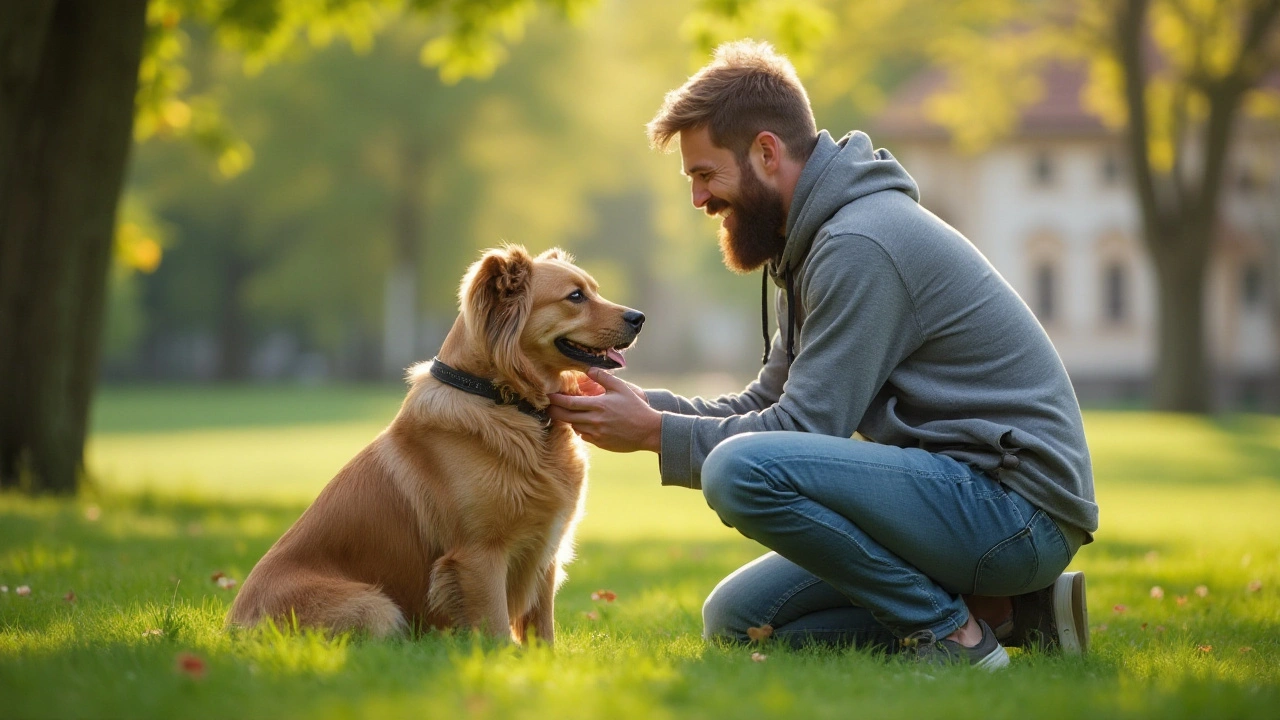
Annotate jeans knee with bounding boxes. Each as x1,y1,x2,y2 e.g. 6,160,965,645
701,433,771,519
701,580,748,641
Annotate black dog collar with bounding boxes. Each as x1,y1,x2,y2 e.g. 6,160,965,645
428,357,550,425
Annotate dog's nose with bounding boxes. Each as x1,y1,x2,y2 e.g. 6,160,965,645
622,310,645,331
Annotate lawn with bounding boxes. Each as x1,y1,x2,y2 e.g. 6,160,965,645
2,385,1278,719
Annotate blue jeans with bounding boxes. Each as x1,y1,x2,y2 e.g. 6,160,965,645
700,432,1081,648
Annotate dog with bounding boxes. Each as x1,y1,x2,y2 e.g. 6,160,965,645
226,245,643,645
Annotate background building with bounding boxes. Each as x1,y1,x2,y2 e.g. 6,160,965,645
875,62,1280,406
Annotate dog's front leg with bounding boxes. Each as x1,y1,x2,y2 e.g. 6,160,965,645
517,563,558,647
428,547,511,640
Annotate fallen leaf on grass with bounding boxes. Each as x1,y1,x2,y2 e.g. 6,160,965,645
590,590,616,602
1113,604,1127,613
1194,585,1209,598
175,652,207,679
1141,623,1148,630
1240,647,1253,654
1196,645,1213,653
16,585,30,596
747,625,774,642
750,652,768,663
1150,586,1164,599
1247,580,1262,593
64,590,76,603
210,571,225,582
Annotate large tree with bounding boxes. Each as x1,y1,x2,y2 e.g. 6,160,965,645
1109,0,1280,411
0,0,585,494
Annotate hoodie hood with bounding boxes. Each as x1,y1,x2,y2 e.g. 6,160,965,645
775,130,920,279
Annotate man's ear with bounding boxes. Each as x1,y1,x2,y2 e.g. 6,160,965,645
751,131,784,176
460,245,539,394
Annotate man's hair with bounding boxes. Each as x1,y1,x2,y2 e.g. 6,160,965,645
647,40,817,161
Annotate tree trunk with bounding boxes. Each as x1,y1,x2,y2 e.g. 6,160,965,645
214,253,253,381
0,0,149,493
382,138,426,378
1149,230,1213,412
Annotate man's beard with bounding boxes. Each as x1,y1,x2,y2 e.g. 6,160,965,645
710,161,788,274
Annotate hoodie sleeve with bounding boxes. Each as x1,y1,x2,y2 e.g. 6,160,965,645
654,234,924,488
644,330,789,417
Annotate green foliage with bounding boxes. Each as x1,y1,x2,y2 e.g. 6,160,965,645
115,0,768,377
706,0,1280,154
1,391,1279,717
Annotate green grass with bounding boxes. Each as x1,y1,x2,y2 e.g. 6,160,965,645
2,385,1279,719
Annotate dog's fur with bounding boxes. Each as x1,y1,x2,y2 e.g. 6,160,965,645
226,246,641,644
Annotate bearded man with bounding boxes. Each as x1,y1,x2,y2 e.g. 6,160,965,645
546,40,1097,669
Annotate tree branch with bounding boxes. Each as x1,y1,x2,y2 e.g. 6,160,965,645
1195,0,1280,223
1117,0,1163,245
1237,0,1280,78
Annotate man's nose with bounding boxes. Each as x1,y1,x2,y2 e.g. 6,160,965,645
691,184,711,209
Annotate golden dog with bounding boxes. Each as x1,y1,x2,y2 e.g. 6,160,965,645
227,245,643,644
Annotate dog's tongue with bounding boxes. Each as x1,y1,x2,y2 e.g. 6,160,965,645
606,348,626,368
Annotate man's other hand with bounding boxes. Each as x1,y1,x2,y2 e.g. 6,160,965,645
547,368,662,453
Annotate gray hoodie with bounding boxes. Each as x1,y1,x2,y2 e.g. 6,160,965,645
646,130,1098,538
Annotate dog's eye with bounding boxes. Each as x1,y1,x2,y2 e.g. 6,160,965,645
566,289,586,303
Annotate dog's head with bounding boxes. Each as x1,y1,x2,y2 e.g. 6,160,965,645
460,245,643,404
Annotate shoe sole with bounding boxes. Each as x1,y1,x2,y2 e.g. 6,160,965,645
1053,571,1088,655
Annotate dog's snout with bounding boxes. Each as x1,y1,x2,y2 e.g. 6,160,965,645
622,310,645,332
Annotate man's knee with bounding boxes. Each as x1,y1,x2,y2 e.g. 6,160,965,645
701,433,775,519
701,578,749,642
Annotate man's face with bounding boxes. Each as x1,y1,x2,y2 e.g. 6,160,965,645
679,127,788,274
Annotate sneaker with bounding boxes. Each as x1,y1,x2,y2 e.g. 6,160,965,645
1004,571,1088,654
901,620,1009,671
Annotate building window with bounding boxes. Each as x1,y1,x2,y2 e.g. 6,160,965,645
1242,263,1264,308
1101,151,1122,185
1103,262,1128,324
1034,263,1057,323
1033,151,1055,187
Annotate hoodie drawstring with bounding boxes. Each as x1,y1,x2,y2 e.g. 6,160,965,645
760,267,771,365
760,264,797,366
785,270,796,365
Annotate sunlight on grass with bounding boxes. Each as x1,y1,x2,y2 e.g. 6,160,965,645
3,391,1279,718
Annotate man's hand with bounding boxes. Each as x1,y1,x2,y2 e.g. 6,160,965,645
546,368,662,453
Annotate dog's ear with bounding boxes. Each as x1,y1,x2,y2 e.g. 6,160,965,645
461,245,540,397
537,247,574,264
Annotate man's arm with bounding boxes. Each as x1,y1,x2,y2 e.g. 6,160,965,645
644,329,789,418
549,235,923,488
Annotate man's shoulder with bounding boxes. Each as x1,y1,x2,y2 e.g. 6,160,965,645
821,190,944,242
814,193,976,268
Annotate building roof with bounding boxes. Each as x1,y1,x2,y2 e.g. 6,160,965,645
874,60,1113,141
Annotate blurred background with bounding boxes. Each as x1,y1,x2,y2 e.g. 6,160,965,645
7,0,1277,490
96,0,1280,410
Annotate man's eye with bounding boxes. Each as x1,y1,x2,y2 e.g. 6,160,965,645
566,289,586,303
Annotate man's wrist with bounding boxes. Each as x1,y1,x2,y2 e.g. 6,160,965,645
645,410,663,453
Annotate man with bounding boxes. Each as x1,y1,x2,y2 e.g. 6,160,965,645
546,40,1097,669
